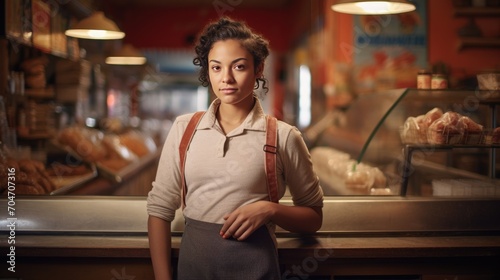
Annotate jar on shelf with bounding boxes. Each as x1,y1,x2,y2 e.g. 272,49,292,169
417,70,431,89
431,74,448,89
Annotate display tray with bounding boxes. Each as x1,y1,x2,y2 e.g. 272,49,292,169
49,164,97,195
96,150,160,183
50,134,159,184
45,146,98,195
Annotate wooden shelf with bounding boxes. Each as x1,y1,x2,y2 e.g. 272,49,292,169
17,129,55,140
454,7,500,17
457,37,500,50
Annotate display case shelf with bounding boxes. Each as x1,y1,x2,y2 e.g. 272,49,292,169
396,89,499,195
401,144,500,195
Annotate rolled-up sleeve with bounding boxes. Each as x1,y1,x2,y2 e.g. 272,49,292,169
147,116,190,222
281,127,324,207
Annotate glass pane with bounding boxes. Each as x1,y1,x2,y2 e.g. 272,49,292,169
313,88,500,197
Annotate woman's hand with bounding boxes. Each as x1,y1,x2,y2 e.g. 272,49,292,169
220,201,275,241
220,201,323,241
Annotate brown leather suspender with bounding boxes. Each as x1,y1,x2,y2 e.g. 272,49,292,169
264,115,279,203
179,112,279,209
179,111,204,209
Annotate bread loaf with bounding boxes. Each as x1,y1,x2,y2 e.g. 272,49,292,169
427,112,462,145
457,116,483,144
1,158,56,195
58,127,107,162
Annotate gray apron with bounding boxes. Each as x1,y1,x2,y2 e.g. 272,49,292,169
177,217,281,280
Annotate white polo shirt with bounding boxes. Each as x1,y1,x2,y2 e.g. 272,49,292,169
147,98,323,224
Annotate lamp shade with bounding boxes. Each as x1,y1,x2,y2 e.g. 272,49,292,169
105,44,147,65
65,12,125,40
331,0,416,15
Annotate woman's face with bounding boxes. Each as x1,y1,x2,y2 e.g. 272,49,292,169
208,39,261,106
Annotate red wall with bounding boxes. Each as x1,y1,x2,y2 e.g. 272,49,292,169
105,1,499,80
103,2,306,53
332,0,500,77
428,0,500,76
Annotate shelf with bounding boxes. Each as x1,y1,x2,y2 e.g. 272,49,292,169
454,7,500,17
401,144,499,195
17,131,55,140
403,88,500,103
403,144,500,150
25,87,55,99
457,37,500,50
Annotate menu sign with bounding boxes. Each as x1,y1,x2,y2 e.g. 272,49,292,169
353,0,427,94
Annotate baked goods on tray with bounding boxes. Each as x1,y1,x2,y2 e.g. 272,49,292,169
55,126,157,180
1,158,57,195
400,108,486,145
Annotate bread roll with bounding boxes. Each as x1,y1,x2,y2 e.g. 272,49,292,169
401,116,422,144
422,107,443,128
119,133,150,157
427,112,462,145
492,127,500,144
345,170,373,191
457,116,483,144
58,127,107,162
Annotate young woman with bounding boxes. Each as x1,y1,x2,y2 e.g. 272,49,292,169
147,17,324,280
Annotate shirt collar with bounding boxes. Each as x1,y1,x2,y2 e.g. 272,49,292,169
197,98,267,132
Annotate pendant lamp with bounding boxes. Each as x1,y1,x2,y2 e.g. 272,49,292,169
105,44,147,65
65,12,125,40
331,0,416,15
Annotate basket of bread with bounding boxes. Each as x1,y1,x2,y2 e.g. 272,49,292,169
400,107,490,145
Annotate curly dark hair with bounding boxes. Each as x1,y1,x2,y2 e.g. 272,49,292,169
193,17,270,93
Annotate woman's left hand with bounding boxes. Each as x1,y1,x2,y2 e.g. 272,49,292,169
220,201,275,241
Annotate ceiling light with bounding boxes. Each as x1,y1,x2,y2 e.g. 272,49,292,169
105,44,147,65
331,0,416,15
65,12,125,40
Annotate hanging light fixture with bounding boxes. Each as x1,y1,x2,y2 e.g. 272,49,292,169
65,12,125,40
331,0,416,15
105,44,147,65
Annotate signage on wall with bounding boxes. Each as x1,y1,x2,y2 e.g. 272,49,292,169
353,0,427,94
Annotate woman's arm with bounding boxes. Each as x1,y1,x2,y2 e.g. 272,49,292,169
148,215,173,280
269,203,322,233
220,201,322,240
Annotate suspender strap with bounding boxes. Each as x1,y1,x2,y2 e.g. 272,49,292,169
263,115,279,203
179,112,279,209
179,111,204,209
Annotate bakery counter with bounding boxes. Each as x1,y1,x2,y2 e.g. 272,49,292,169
1,233,499,279
3,196,500,235
1,196,500,279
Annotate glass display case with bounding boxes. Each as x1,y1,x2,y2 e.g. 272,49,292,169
313,88,499,198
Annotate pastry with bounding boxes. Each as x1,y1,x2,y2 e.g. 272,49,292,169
58,127,107,162
456,116,483,144
427,112,462,145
